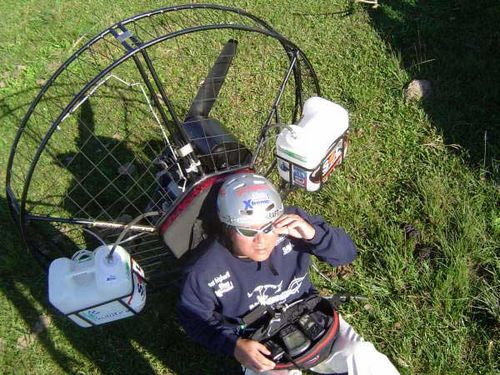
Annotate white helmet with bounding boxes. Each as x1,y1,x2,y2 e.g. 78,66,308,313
217,173,283,227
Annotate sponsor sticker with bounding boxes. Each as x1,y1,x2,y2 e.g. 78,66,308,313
278,159,290,172
292,167,307,188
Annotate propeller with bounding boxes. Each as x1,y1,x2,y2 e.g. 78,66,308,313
185,39,238,121
182,39,251,171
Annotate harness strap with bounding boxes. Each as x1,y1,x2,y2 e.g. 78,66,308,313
244,294,323,342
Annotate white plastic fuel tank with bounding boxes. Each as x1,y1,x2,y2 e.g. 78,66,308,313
48,245,146,327
276,97,348,191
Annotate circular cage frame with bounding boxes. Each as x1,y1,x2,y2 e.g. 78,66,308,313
6,4,321,286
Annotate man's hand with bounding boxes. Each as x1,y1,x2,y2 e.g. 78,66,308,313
273,214,316,240
234,338,276,372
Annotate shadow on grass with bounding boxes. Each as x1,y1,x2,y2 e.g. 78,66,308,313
0,195,241,374
367,0,499,172
1,87,240,373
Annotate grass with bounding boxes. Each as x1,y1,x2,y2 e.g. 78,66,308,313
1,0,499,374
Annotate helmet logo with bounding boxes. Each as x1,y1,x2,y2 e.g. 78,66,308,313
242,198,271,210
243,199,253,210
240,198,274,217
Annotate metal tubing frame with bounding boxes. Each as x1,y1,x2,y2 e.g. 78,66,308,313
7,2,283,197
6,5,320,265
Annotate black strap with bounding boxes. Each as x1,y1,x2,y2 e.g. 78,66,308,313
241,304,270,326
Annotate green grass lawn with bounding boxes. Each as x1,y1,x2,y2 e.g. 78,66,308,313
1,0,498,374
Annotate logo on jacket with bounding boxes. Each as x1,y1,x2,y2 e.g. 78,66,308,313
282,241,294,255
208,270,234,298
247,274,307,310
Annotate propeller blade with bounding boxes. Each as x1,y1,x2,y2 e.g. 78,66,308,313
185,39,237,120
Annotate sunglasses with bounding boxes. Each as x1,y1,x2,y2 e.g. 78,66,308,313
234,222,275,237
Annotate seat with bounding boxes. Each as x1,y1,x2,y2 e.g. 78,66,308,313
158,168,251,258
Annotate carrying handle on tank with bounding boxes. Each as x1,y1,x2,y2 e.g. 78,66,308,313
69,249,95,278
256,123,298,154
284,125,298,139
107,211,160,261
264,123,297,137
72,249,93,262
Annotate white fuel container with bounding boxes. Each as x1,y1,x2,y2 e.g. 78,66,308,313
276,97,348,191
48,245,146,327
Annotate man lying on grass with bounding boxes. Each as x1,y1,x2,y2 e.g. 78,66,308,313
178,173,399,374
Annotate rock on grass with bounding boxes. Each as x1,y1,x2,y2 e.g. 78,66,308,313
404,79,432,101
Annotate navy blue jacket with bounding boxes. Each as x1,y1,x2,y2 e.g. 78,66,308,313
177,207,357,356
